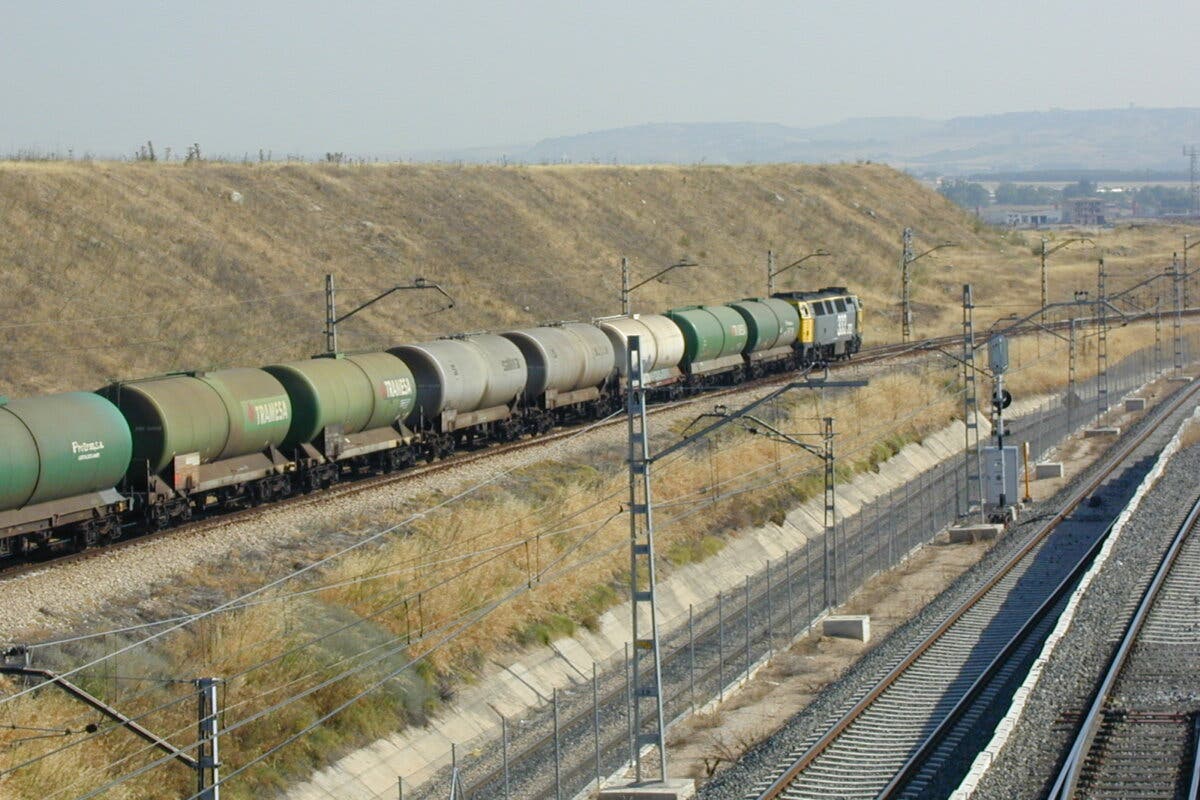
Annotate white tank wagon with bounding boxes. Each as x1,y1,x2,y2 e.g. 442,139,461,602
596,314,686,390
501,322,615,425
389,334,528,443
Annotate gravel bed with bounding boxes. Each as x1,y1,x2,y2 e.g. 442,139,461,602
698,381,1198,800
968,442,1200,800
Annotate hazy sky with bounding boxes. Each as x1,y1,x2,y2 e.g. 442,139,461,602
4,0,1200,157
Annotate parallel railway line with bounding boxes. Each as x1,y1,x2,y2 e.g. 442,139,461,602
749,375,1200,800
1047,491,1200,799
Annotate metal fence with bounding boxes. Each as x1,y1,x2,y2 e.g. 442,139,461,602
401,338,1197,800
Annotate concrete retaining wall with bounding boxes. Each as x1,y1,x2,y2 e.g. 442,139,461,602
286,396,1059,799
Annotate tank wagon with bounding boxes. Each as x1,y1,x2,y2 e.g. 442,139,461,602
390,334,528,456
666,305,750,384
0,393,133,555
726,297,802,377
597,314,686,395
263,352,419,490
99,368,295,527
1,285,863,559
501,322,614,431
772,287,863,362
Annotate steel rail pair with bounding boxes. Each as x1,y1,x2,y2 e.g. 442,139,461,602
754,377,1200,800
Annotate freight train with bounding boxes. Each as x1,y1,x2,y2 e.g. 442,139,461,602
0,287,862,557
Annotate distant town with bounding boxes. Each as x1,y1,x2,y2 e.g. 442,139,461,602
935,176,1200,228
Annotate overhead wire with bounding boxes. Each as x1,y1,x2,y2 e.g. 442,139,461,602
65,492,627,800
0,407,625,708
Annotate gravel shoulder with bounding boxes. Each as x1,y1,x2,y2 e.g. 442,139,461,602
968,434,1200,800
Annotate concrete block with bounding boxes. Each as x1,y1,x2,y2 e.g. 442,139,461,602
1035,462,1064,479
600,779,697,800
1084,427,1120,438
948,524,1003,543
1124,397,1146,412
823,615,870,641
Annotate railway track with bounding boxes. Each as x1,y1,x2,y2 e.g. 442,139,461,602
748,375,1200,800
0,303,1188,581
0,334,932,582
1047,491,1200,799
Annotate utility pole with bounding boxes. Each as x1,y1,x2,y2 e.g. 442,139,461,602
619,367,865,787
1040,238,1049,319
901,228,914,343
821,418,836,607
1183,234,1200,312
625,334,669,783
961,285,982,520
1097,259,1109,415
619,257,698,317
1186,145,1199,217
1185,235,1191,311
621,257,631,316
1039,237,1094,320
325,274,338,354
1155,296,1163,373
900,228,957,343
196,677,221,800
1067,317,1077,433
1174,253,1184,376
767,248,831,296
323,274,454,354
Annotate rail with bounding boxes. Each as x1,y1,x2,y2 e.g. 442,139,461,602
1047,490,1200,799
754,376,1200,800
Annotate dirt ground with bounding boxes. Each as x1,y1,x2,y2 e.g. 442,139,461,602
665,372,1185,784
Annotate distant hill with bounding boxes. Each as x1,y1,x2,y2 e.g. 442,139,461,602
412,108,1200,175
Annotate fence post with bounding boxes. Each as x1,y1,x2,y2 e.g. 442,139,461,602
501,714,510,800
718,591,725,700
806,538,813,623
593,663,601,792
196,677,220,800
786,548,796,641
688,604,696,712
624,642,634,765
744,576,752,681
766,558,774,658
553,688,561,800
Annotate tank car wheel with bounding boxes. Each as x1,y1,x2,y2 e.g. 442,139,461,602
250,483,272,506
72,524,100,552
97,517,121,545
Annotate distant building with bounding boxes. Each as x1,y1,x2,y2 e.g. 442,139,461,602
979,204,1062,228
1063,198,1105,226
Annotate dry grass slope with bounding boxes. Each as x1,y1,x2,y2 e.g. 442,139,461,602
1,161,1013,395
